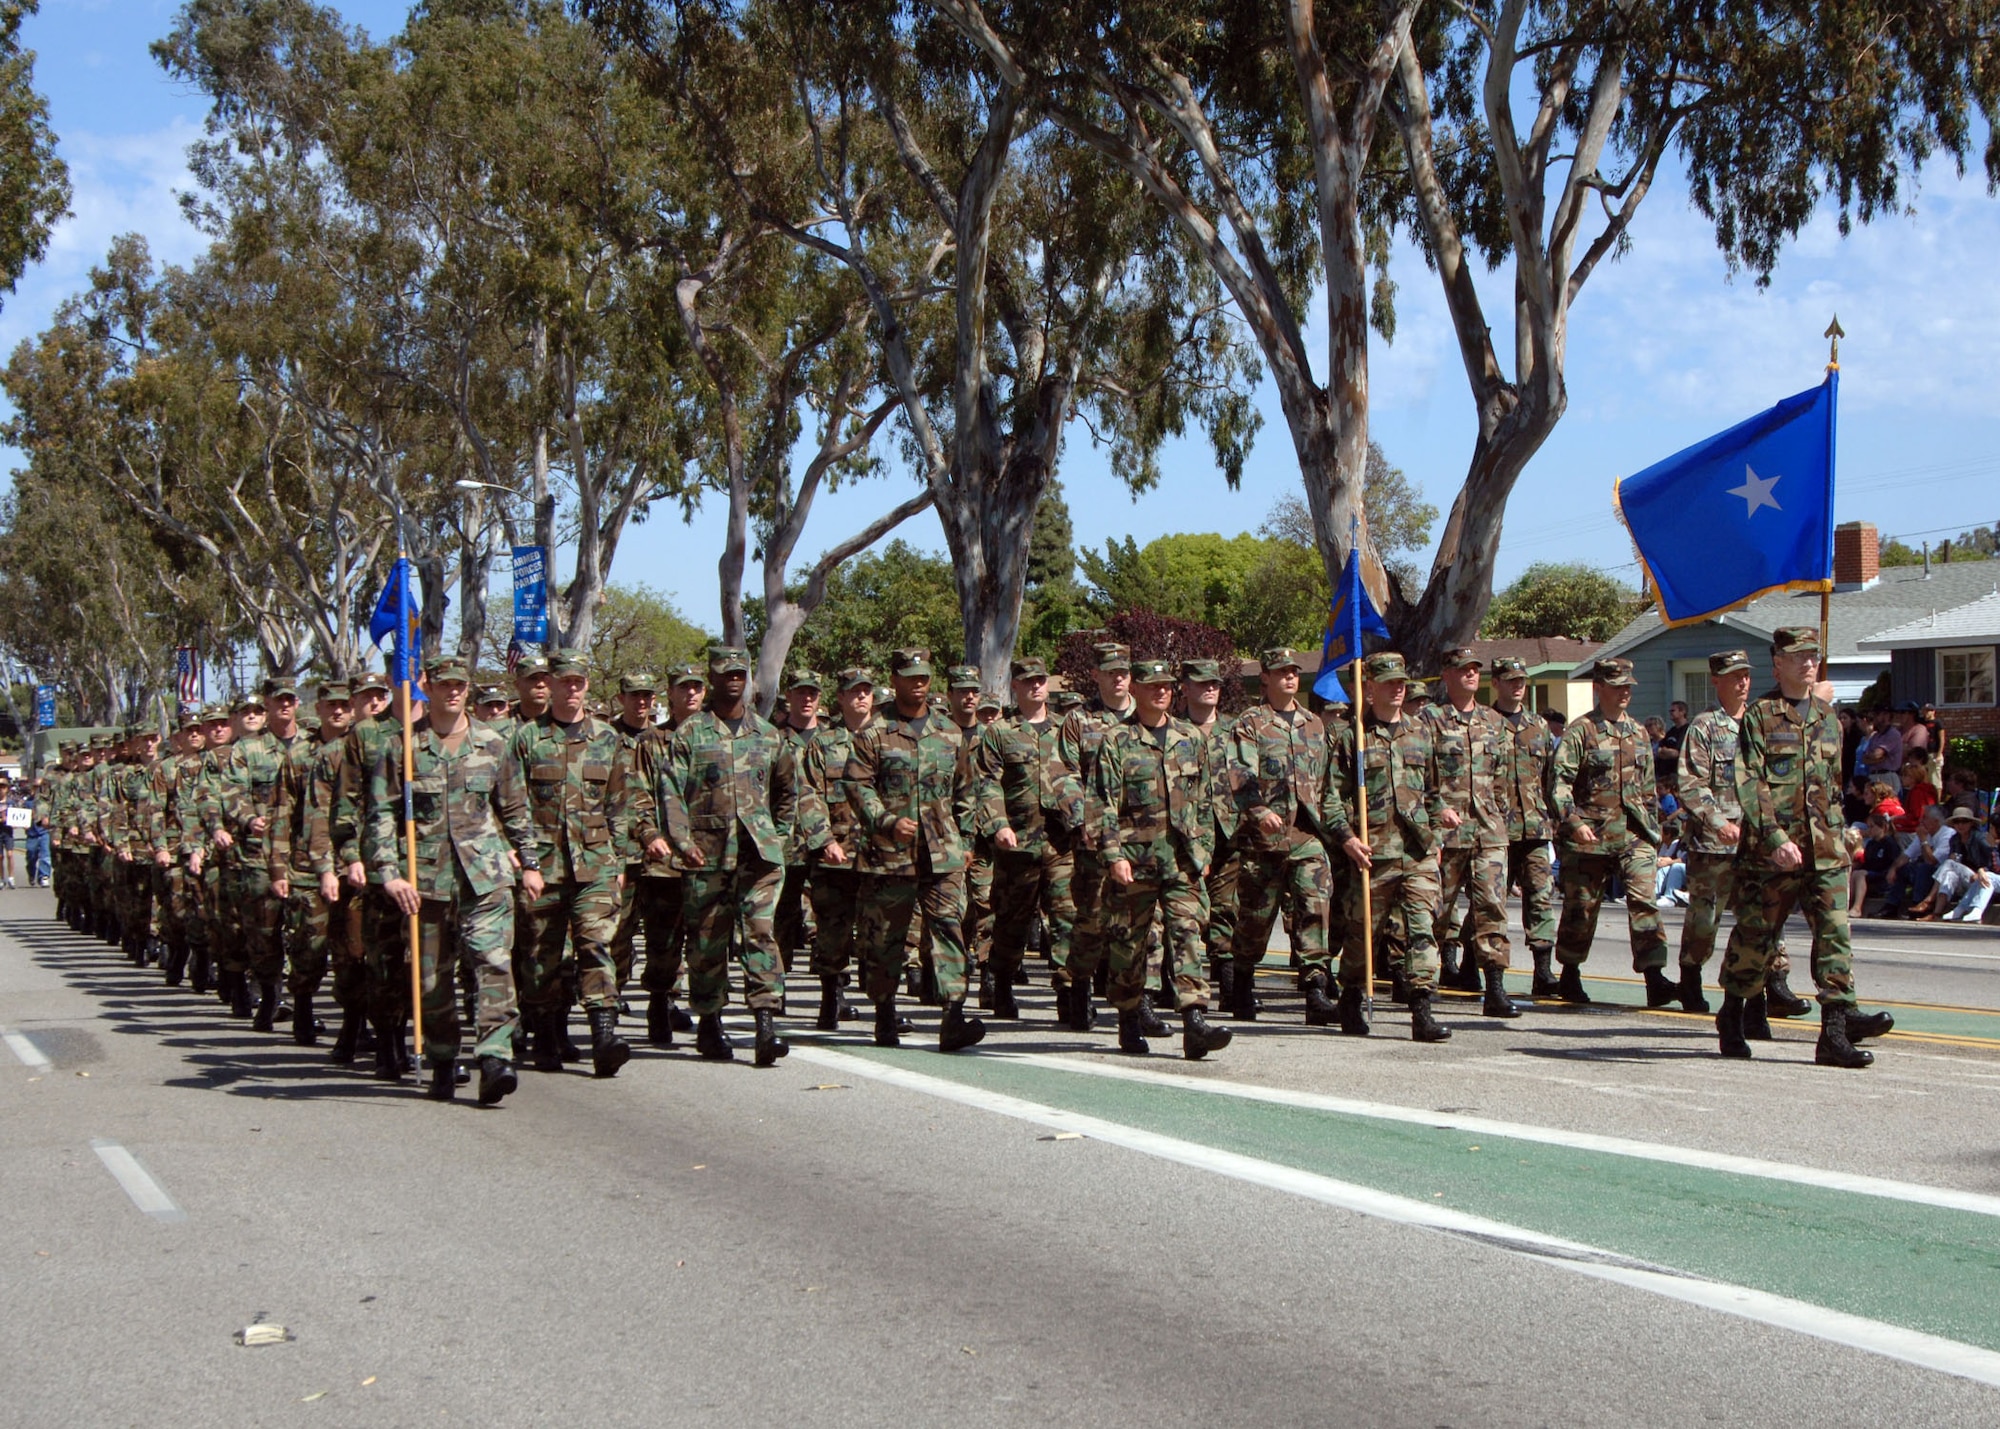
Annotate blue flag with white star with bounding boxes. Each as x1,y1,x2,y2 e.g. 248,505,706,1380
1313,540,1392,705
1616,371,1836,627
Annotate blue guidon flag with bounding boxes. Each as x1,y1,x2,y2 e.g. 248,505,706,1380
368,557,423,686
1616,371,1837,627
1314,530,1391,705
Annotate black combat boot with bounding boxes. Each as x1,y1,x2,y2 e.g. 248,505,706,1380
251,979,281,1033
1093,960,1109,997
1181,1006,1232,1061
229,971,255,1019
1741,992,1773,1041
1389,968,1411,1006
477,1054,518,1105
1409,989,1452,1043
1676,964,1710,1013
1116,1005,1149,1055
648,995,676,1047
873,998,900,1048
1149,983,1178,1012
1482,965,1522,1018
1067,982,1096,1033
372,1017,405,1081
905,966,923,1002
1715,993,1752,1058
977,963,994,1011
1765,968,1812,1018
1845,1007,1895,1041
1441,943,1482,993
589,1006,631,1078
1302,974,1338,1027
189,946,212,995
992,969,1019,1020
1529,945,1559,998
1054,983,1072,1026
816,976,842,1032
1229,961,1257,1021
163,939,189,987
291,992,318,1046
427,1059,457,1101
556,1007,583,1063
531,1010,564,1073
695,1011,734,1061
1337,982,1371,1036
1138,1000,1170,1038
939,999,986,1052
753,1009,789,1067
1815,1005,1874,1069
1212,958,1236,1011
1554,962,1591,1004
328,1006,362,1066
1643,967,1680,1008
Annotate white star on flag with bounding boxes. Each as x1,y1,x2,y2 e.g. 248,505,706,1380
1727,464,1781,517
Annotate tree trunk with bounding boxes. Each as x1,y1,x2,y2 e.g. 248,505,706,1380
939,449,1047,693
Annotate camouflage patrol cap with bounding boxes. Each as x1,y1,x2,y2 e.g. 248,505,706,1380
1588,656,1637,686
1259,647,1304,673
837,666,874,692
548,648,591,677
1052,689,1086,712
1439,646,1481,669
619,671,658,695
927,692,948,712
474,684,509,705
200,704,231,725
707,645,751,676
514,653,551,677
783,669,824,692
316,680,352,703
1708,649,1752,676
352,670,390,695
1132,657,1176,685
1092,642,1131,671
1771,626,1821,656
1179,658,1223,682
1490,656,1528,677
233,692,267,713
1362,652,1409,682
261,676,298,701
90,733,113,748
946,664,982,690
1009,657,1048,681
666,661,706,687
977,692,1004,713
890,647,934,678
424,655,472,684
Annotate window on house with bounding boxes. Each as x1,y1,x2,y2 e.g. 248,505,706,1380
1937,647,1996,707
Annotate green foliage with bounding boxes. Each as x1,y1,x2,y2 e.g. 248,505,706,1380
0,2,68,310
767,540,964,678
1948,736,2000,786
1080,531,1270,631
1481,563,1644,643
587,583,710,683
1881,527,2000,567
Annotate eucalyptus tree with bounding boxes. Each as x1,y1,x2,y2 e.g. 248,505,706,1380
0,0,70,309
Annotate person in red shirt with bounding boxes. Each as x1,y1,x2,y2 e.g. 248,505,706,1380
1894,758,1938,833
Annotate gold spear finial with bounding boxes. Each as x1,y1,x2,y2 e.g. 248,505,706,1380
1824,315,1845,370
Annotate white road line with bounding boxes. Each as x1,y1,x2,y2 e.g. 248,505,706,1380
89,1139,186,1224
793,1046,2000,1390
974,1049,2000,1221
1851,944,2000,963
2,1024,51,1072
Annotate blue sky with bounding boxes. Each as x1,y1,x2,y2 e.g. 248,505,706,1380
10,2,2000,635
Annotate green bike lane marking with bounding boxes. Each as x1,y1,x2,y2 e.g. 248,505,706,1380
804,1040,2000,1359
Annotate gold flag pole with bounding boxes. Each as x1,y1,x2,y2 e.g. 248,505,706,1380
397,554,424,1059
1354,659,1373,1002
1821,315,1843,658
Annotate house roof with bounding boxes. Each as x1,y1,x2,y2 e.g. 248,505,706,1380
1234,636,1601,681
1857,589,2000,650
1590,559,2000,670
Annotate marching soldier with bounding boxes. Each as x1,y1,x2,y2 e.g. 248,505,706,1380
844,647,983,1051
111,723,163,967
511,653,552,725
632,660,708,1043
970,656,1082,1022
1055,641,1138,1031
507,649,656,1078
223,680,310,1032
1421,647,1521,1018
1323,652,1451,1042
151,715,204,987
803,667,883,1032
273,681,355,1046
1673,650,1812,1028
1487,658,1560,997
608,670,667,995
1223,648,1337,1025
1548,657,1674,1006
657,647,818,1067
369,656,540,1104
1715,627,1894,1066
943,666,999,1007
1094,658,1234,1060
186,707,236,999
473,683,513,728
1178,658,1240,1005
772,669,827,981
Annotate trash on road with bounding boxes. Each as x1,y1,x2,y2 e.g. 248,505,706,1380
235,1323,293,1347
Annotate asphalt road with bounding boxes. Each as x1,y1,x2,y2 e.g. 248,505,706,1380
5,886,2000,1428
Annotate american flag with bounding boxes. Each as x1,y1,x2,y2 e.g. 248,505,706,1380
505,638,523,673
175,646,203,705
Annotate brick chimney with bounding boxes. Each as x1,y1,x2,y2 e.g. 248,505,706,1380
1834,521,1879,589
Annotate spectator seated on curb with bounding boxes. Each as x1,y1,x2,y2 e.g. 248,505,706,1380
1928,807,1996,923
1894,759,1938,833
1855,811,1902,916
1654,837,1688,908
1890,807,1954,918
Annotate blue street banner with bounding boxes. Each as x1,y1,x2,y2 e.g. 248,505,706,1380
512,544,549,644
368,557,422,685
1616,371,1837,627
34,685,55,729
1313,538,1391,705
